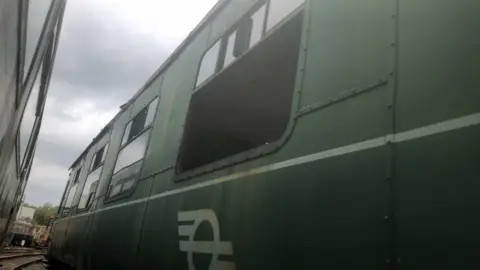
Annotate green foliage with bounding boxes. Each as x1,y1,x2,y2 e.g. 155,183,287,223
33,203,58,225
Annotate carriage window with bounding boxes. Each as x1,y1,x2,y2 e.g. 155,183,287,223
122,122,132,145
196,41,220,87
111,184,122,197
266,0,304,31
223,31,237,67
178,11,303,172
122,98,158,145
90,143,109,170
86,181,98,207
78,166,102,209
223,4,266,68
122,179,135,191
108,99,158,198
250,4,267,47
101,143,109,161
73,167,82,183
114,129,150,174
64,183,78,209
233,18,253,57
109,160,142,197
24,0,51,81
128,108,147,140
19,80,40,163
145,98,159,126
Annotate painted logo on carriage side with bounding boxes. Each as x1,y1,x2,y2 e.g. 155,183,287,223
178,209,235,270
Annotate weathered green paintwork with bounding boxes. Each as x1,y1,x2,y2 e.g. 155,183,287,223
49,0,480,269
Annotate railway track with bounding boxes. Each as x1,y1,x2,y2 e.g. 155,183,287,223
0,251,46,270
2,248,39,254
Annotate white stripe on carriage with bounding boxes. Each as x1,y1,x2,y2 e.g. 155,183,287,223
60,112,480,221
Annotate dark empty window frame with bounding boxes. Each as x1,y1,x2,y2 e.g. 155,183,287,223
107,97,159,198
79,163,105,210
90,143,109,171
121,97,159,146
178,3,304,173
78,166,101,210
73,167,82,183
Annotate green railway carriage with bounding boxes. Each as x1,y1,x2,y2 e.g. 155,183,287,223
49,0,480,269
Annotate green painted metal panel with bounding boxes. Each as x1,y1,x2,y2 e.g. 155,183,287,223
87,199,149,269
63,215,88,268
299,0,392,108
395,127,480,268
141,30,209,178
49,219,70,260
61,213,96,270
85,176,153,269
393,1,480,267
130,77,163,119
284,87,389,160
395,0,480,132
94,133,111,152
137,147,389,269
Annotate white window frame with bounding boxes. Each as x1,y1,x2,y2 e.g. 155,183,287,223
107,97,159,199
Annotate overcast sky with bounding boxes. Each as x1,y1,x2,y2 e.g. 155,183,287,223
24,0,218,206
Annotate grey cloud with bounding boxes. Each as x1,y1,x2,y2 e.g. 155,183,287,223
34,138,79,168
25,183,64,206
26,1,175,206
51,1,172,104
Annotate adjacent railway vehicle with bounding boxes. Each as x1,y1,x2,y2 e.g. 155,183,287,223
49,0,479,269
5,220,35,247
0,0,66,249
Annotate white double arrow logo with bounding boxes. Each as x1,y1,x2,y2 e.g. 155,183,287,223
178,209,235,270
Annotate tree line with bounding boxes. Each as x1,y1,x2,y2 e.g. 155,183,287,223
19,202,58,226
